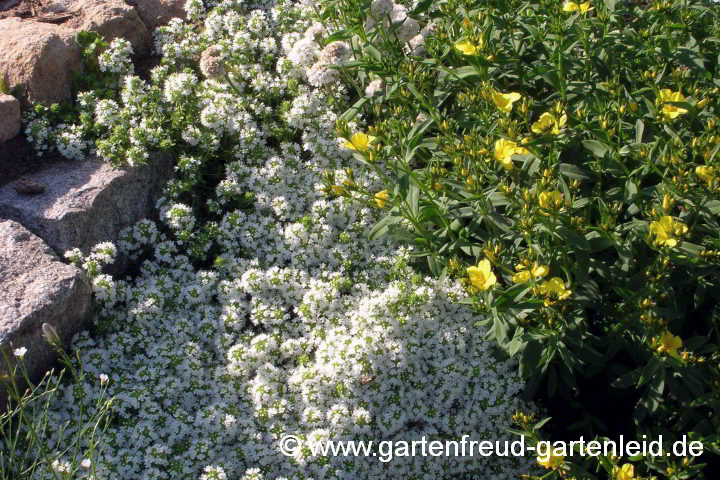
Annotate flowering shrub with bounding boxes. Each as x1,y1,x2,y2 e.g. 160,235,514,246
10,1,539,479
319,0,720,477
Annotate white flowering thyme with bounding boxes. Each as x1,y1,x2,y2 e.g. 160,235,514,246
22,1,538,479
98,38,135,75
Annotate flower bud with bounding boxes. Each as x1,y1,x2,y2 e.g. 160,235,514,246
42,323,62,349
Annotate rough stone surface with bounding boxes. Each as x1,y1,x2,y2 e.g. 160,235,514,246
0,93,21,142
126,0,186,31
71,0,151,56
0,18,82,105
0,153,173,257
0,220,92,386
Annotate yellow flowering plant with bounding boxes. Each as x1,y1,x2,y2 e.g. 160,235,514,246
323,0,720,476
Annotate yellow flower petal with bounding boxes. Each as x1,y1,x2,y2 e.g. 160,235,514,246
374,190,389,208
454,40,478,55
345,132,376,152
491,91,522,113
467,259,497,291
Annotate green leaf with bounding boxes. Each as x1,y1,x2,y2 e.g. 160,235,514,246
635,119,644,143
369,212,396,240
555,225,591,251
637,356,661,387
519,340,543,379
585,231,615,252
494,284,533,310
674,47,709,72
559,163,592,180
324,29,352,45
624,179,638,203
583,139,610,158
338,98,368,122
362,44,382,62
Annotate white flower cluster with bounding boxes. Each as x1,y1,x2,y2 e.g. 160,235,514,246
164,71,199,102
55,123,90,161
98,38,135,75
365,0,435,56
28,1,537,479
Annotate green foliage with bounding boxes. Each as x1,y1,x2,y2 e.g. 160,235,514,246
0,327,114,479
325,0,720,476
72,31,114,96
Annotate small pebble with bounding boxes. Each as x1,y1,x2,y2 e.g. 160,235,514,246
14,179,46,195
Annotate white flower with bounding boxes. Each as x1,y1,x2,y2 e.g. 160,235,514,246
365,78,384,96
13,347,27,358
164,72,198,102
306,62,340,87
99,374,109,384
318,42,351,65
304,23,327,42
51,460,70,474
184,0,204,19
81,458,92,469
288,37,320,67
98,38,134,75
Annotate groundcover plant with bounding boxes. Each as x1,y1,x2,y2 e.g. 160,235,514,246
4,1,538,479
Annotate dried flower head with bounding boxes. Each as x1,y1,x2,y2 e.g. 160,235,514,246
199,45,226,79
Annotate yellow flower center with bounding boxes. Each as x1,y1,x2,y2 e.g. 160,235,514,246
649,216,688,247
467,259,497,291
494,139,529,170
454,40,480,55
658,89,688,119
491,91,522,113
374,190,389,208
344,132,376,152
654,330,683,358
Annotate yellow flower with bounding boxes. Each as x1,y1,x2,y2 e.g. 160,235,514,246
467,259,497,291
538,277,572,301
491,90,522,113
696,166,716,186
330,185,346,196
344,132,376,152
531,111,567,135
658,89,688,119
649,216,688,247
512,263,550,284
564,1,593,13
613,463,636,480
538,191,564,210
454,40,479,55
374,190,389,208
654,330,683,358
494,138,530,170
537,453,565,470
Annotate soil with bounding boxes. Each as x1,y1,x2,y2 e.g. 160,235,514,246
0,0,78,23
0,0,50,19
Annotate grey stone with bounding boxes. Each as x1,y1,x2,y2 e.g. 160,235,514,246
0,153,173,258
125,0,187,31
0,18,83,106
70,0,151,56
0,220,92,387
0,93,20,142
